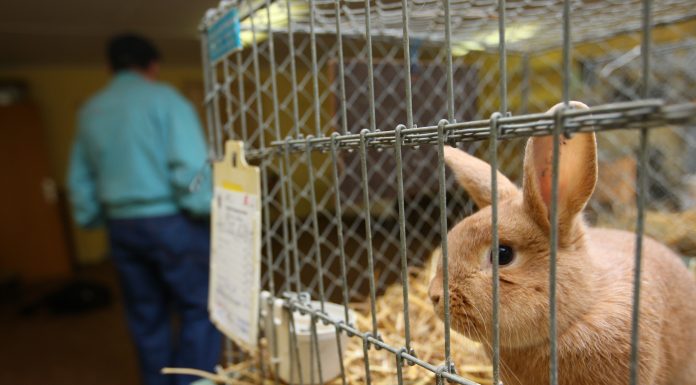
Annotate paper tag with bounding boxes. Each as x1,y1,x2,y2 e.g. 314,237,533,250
207,8,242,64
209,141,261,351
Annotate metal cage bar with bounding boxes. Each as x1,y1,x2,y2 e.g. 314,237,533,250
549,106,563,385
562,0,571,106
264,100,693,153
248,2,274,379
264,2,287,382
400,0,414,129
443,0,455,121
363,0,377,133
286,0,301,137
333,0,349,134
308,0,322,137
489,112,502,385
359,129,380,338
630,0,653,383
550,1,573,383
394,125,413,356
498,0,507,115
288,304,306,385
330,133,351,325
436,120,452,373
304,138,327,312
282,0,305,301
283,142,303,293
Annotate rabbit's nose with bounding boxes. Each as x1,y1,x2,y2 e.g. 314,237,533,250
430,292,441,306
428,276,443,306
428,278,443,306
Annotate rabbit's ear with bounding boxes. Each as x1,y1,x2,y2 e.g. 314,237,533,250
444,146,519,208
522,101,597,236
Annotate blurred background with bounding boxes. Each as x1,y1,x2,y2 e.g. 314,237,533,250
0,1,216,383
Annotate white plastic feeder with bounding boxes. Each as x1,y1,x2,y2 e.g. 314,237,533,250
260,291,355,384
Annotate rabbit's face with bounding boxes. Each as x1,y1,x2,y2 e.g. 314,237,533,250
429,101,597,349
430,196,556,347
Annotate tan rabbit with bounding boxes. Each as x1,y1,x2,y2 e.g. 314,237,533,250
428,101,696,385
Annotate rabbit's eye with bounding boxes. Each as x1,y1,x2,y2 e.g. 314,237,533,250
490,245,515,266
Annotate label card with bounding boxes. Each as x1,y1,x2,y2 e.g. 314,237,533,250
209,141,261,351
207,8,242,64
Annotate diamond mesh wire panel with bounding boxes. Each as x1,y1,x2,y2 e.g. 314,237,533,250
200,0,696,383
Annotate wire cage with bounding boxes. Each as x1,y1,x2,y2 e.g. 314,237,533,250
198,0,696,384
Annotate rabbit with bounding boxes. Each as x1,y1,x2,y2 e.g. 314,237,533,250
428,101,696,385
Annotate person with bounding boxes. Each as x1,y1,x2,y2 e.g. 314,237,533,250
67,34,221,385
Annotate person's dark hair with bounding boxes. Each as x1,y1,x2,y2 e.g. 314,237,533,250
107,34,161,72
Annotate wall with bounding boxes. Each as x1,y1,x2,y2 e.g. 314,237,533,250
0,65,205,264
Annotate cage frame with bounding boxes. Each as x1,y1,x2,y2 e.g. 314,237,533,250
198,0,696,384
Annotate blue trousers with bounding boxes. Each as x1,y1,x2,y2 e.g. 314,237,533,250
108,213,222,385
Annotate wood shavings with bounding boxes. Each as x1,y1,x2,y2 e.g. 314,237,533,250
219,248,492,384
333,248,492,385
597,208,696,257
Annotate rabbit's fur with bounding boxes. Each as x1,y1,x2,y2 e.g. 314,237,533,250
428,101,696,385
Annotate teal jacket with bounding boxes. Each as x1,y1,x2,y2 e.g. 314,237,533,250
67,71,212,228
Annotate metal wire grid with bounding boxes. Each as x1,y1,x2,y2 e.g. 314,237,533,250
200,0,696,383
231,0,696,52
